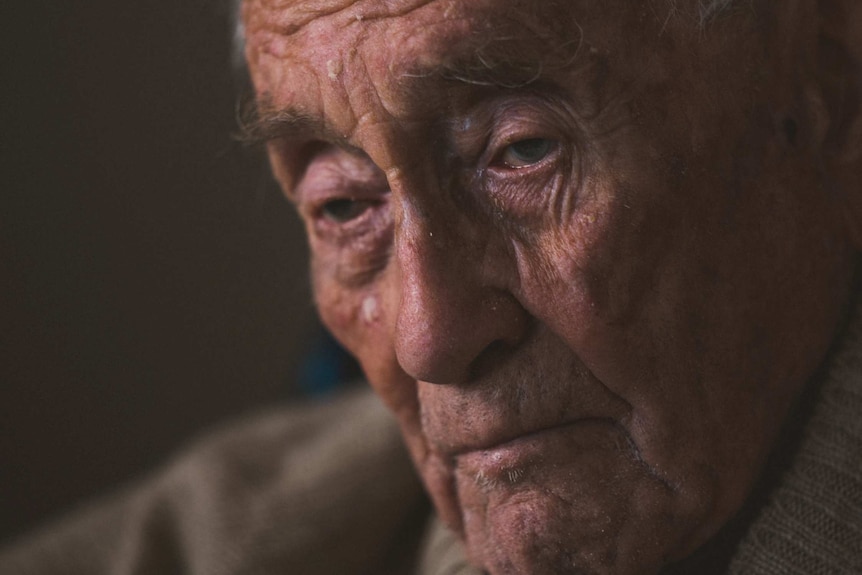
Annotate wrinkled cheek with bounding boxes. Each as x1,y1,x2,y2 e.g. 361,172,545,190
516,246,602,354
514,214,610,329
320,277,465,537
310,253,382,347
311,276,360,351
313,261,430,470
516,218,661,402
314,281,387,387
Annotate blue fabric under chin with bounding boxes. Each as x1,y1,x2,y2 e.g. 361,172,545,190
297,329,361,397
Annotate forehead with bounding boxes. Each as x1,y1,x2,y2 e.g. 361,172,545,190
241,0,661,104
241,0,762,166
244,0,479,86
242,0,582,55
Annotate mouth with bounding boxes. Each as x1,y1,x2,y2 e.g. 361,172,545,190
453,417,627,486
451,416,624,456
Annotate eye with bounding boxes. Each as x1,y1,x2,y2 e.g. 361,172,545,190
320,198,375,224
497,138,555,168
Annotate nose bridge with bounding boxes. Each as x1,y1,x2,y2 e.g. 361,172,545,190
398,196,476,323
392,192,526,384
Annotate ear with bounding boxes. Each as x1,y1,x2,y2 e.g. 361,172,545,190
817,0,862,248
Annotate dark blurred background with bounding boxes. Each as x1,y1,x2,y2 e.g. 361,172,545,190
0,0,327,541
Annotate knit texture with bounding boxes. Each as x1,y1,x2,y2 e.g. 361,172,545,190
728,312,862,574
0,389,427,575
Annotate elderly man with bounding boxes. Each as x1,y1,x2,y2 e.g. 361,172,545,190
2,0,861,573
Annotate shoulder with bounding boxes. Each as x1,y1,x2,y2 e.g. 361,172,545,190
0,387,426,575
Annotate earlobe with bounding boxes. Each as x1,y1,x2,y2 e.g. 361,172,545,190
817,0,862,249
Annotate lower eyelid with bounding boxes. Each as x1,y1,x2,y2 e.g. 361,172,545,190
333,243,392,288
480,149,574,218
313,198,392,244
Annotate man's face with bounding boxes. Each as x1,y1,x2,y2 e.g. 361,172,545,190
244,1,855,572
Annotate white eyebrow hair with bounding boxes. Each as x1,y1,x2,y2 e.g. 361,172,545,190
237,99,363,151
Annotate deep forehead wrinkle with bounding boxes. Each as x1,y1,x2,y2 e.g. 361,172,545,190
242,39,595,149
243,0,439,38
245,0,584,73
384,0,586,86
243,0,597,145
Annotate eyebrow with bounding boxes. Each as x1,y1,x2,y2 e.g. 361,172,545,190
237,101,355,148
237,24,588,147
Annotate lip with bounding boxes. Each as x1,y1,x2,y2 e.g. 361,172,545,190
451,417,619,457
454,418,625,484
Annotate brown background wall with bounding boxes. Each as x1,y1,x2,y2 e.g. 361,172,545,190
1,1,317,540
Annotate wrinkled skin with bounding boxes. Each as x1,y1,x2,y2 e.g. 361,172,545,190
243,0,861,573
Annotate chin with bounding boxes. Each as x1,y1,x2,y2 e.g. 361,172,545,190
425,421,714,575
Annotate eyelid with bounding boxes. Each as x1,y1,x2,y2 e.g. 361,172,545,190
452,94,568,167
456,97,581,222
294,146,388,204
289,146,391,246
267,139,330,203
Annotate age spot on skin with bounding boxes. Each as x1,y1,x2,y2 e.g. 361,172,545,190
327,59,343,80
362,295,380,324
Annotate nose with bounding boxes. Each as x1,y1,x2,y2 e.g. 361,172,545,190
393,207,529,384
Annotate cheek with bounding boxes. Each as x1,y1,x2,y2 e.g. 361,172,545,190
311,257,360,345
311,254,389,392
312,256,421,419
515,181,665,345
312,265,385,369
313,261,437,502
